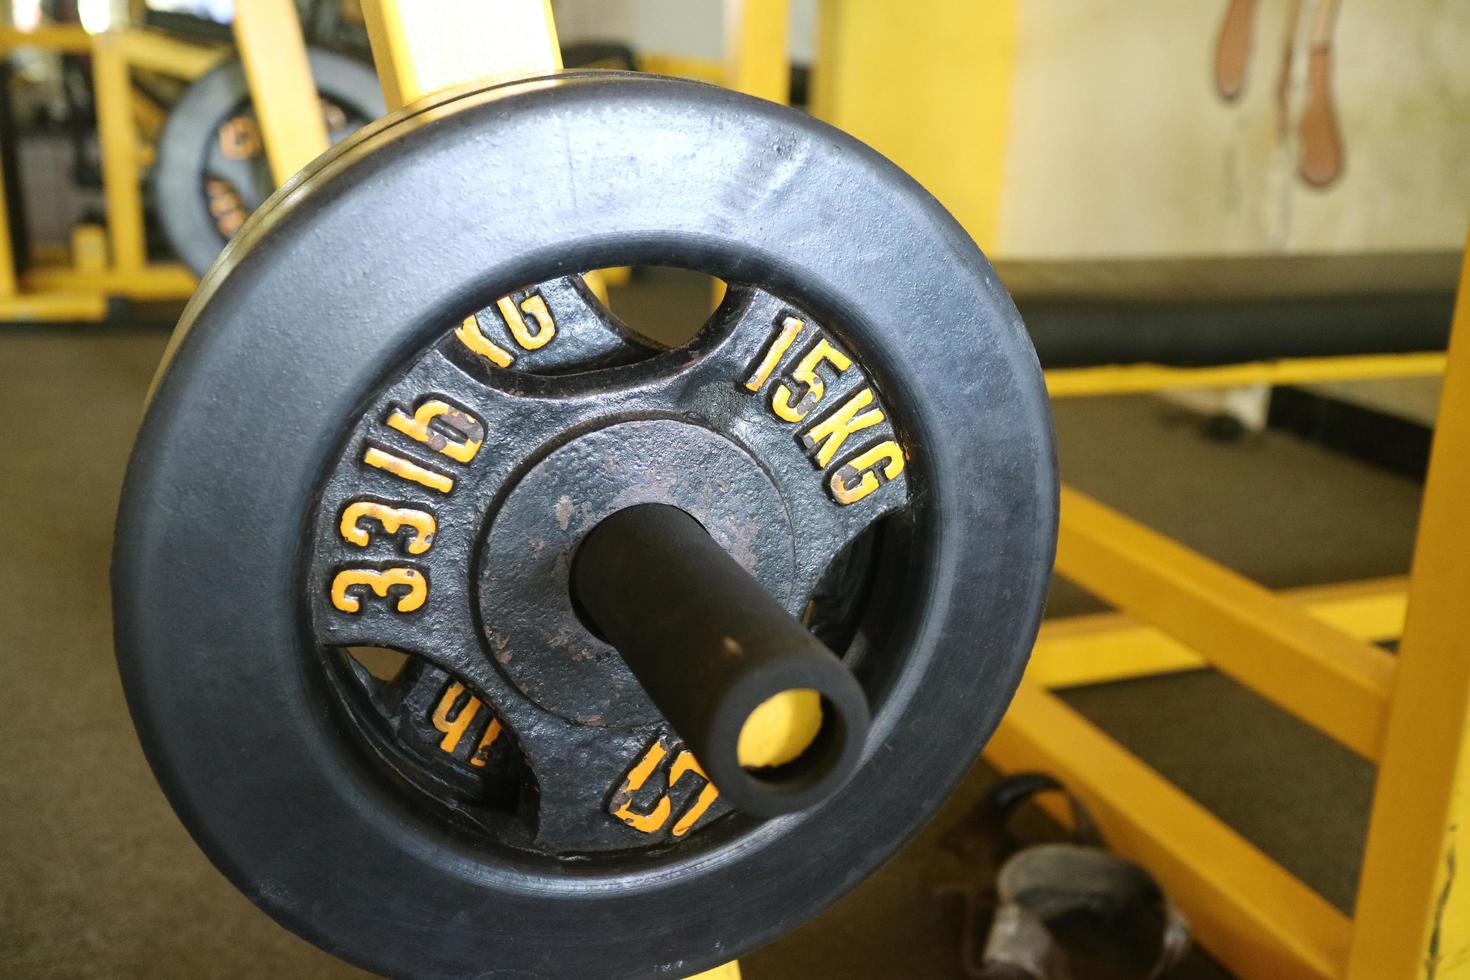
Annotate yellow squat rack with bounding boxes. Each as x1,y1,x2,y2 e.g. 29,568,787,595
0,21,216,320
988,246,1470,979
810,7,1467,975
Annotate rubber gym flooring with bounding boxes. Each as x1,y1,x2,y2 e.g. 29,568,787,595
0,274,1421,977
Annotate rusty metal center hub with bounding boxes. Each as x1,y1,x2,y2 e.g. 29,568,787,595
477,419,798,727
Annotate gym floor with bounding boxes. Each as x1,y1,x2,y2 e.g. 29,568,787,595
0,273,1419,978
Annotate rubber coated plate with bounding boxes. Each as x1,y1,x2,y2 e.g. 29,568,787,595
152,47,383,276
114,73,1056,979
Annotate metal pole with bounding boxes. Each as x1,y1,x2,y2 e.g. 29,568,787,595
723,0,789,103
233,0,330,186
1345,231,1470,978
361,0,561,112
573,503,869,816
92,31,146,275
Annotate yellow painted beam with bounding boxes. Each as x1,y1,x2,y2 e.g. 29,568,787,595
119,28,224,80
23,263,197,301
712,0,790,311
361,0,561,112
1056,486,1395,759
637,53,724,85
811,0,1017,252
91,32,147,275
0,293,110,321
723,0,789,103
130,88,168,144
1045,352,1447,398
1030,576,1407,691
233,0,330,186
686,963,741,980
1347,234,1470,978
70,225,107,275
0,25,91,55
986,682,1349,980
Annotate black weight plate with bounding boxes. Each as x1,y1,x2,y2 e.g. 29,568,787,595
308,284,905,840
152,46,383,276
115,72,1056,978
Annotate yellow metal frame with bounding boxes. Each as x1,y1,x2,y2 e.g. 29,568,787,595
233,0,329,183
361,0,562,110
0,5,331,324
1345,245,1470,978
0,23,217,320
1054,486,1395,760
984,241,1470,979
1045,351,1446,398
723,0,789,104
806,9,1465,973
812,0,1017,253
0,2,786,326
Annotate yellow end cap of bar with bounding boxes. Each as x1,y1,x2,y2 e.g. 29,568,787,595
737,689,823,769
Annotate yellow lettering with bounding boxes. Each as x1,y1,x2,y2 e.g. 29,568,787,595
339,501,436,555
744,316,804,392
470,718,503,768
362,446,454,494
497,294,556,350
430,682,503,763
772,339,852,423
830,440,906,505
218,115,261,160
386,398,484,464
431,682,480,752
666,753,721,838
609,739,721,837
205,180,246,236
330,566,427,614
611,741,672,833
804,387,885,466
456,315,515,368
